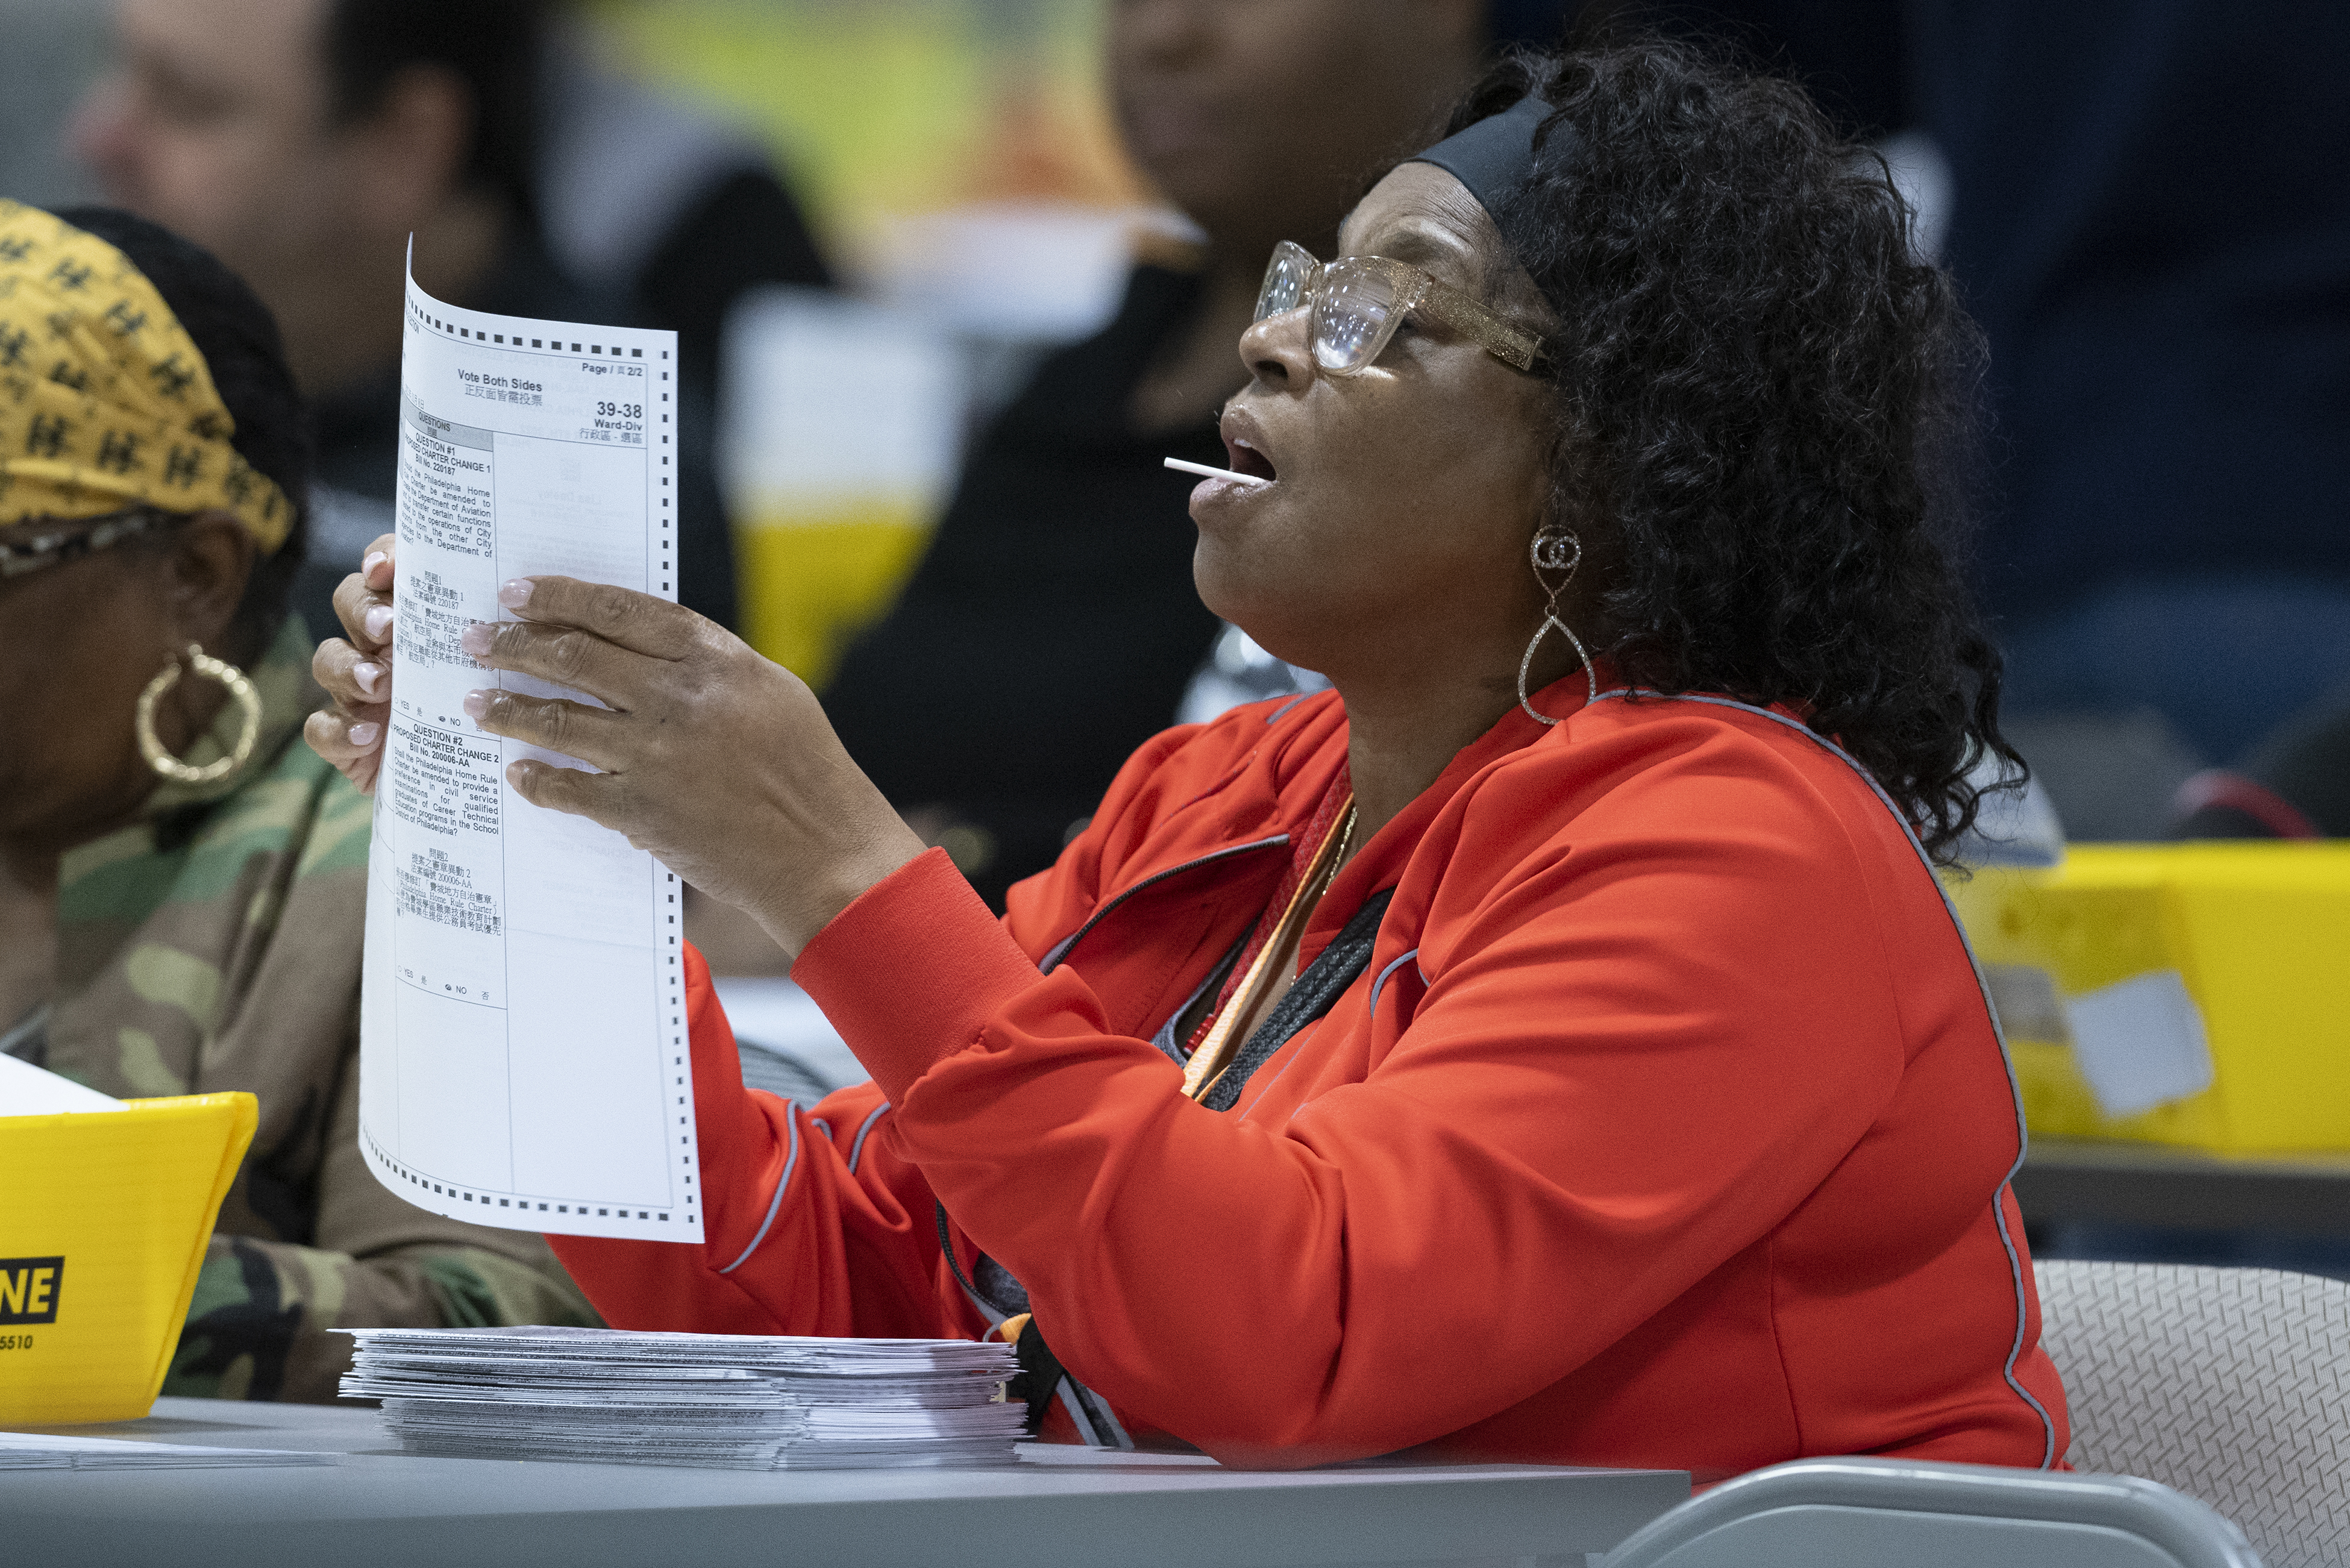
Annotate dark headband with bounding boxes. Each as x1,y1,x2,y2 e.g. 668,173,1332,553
1405,95,1564,221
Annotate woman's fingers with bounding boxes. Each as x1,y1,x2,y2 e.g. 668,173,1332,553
334,556,397,650
302,704,385,765
366,575,923,958
465,687,626,771
503,575,702,661
460,579,712,714
303,707,386,795
306,538,400,794
309,528,394,794
362,535,395,593
463,618,647,710
312,635,390,709
503,757,616,823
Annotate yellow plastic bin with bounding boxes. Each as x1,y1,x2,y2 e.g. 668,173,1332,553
1,1091,255,1424
1948,844,2350,1153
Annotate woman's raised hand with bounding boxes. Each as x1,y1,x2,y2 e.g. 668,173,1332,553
304,554,923,956
305,535,397,794
455,576,926,959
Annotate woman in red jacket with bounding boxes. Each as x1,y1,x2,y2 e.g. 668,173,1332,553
312,42,2068,1475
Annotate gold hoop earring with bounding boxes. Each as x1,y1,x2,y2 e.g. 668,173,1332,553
136,644,262,786
1518,527,1599,727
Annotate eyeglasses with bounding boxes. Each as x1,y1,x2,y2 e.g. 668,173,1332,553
1253,239,1544,377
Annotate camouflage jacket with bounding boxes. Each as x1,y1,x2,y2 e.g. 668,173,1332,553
14,621,598,1401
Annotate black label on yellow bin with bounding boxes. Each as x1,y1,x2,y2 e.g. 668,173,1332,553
0,1256,63,1324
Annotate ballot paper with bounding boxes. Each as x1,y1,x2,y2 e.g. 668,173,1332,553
342,1326,1027,1470
357,266,697,1242
0,1432,333,1469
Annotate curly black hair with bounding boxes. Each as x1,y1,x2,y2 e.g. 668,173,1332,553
1444,42,2016,862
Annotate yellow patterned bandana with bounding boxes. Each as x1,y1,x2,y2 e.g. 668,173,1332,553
0,199,292,551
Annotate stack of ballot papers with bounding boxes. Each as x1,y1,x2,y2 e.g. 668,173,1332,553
340,1326,1027,1469
0,1432,333,1469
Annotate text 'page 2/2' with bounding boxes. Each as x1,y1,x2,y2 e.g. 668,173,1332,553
357,266,698,1243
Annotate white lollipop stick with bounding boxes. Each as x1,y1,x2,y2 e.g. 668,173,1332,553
1164,456,1270,487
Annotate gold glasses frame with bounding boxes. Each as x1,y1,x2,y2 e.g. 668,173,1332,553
1253,239,1545,376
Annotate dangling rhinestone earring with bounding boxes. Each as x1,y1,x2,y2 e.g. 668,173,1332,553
1518,527,1599,726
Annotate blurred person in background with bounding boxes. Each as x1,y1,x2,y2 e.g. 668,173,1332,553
1911,0,2350,836
818,0,1568,911
69,0,760,642
0,203,595,1402
535,9,832,450
0,0,107,207
2169,694,2350,841
537,19,831,424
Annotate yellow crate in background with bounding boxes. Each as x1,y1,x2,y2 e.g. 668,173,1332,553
737,498,937,688
723,289,962,690
0,1093,255,1424
1947,844,2350,1153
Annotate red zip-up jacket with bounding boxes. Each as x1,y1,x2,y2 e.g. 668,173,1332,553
552,682,2069,1476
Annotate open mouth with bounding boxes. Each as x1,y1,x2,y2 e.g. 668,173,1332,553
1226,438,1278,483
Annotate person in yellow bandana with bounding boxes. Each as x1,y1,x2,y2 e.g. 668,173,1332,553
0,200,595,1402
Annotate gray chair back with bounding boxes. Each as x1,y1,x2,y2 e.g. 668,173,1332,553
1599,1457,2259,1568
2037,1259,2350,1568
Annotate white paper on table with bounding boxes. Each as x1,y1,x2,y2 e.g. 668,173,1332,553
1014,1442,1221,1467
0,1053,125,1116
0,1431,335,1468
357,257,698,1242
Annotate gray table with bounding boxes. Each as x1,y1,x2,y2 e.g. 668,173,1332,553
2016,1137,2350,1235
2,1399,1687,1568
